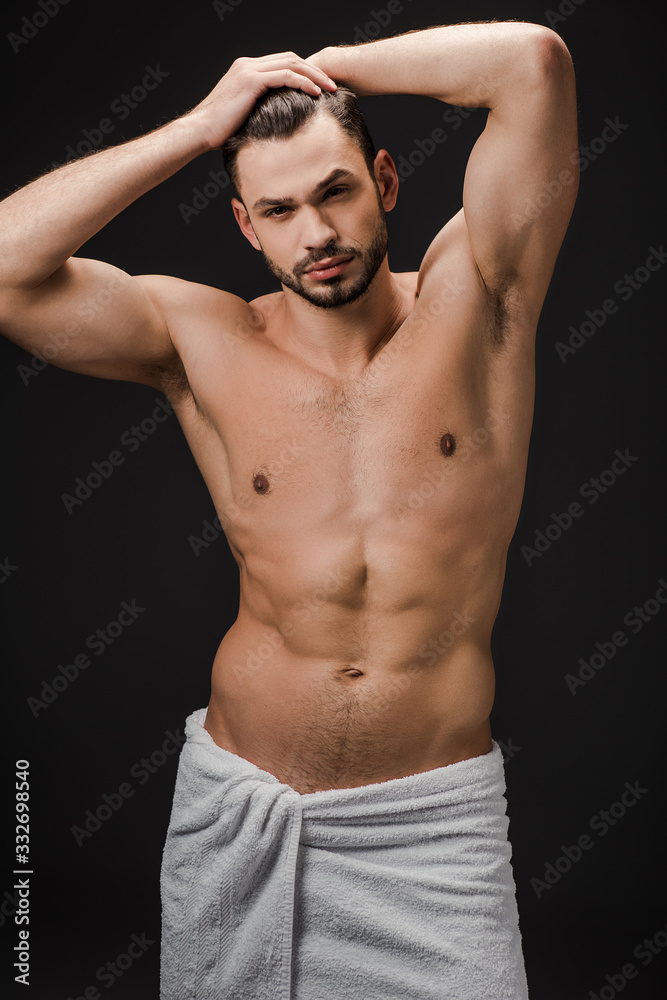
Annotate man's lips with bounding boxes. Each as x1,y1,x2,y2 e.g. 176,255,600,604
303,255,354,279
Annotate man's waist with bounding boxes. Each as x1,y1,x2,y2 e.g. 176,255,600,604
229,596,491,667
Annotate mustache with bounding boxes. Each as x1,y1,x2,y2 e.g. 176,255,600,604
294,244,358,276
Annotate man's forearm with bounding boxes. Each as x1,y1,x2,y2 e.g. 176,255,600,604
310,21,565,109
0,115,208,291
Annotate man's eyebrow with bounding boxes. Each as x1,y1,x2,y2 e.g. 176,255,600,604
252,169,356,212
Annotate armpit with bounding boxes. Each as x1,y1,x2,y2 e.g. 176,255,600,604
142,353,195,403
482,269,522,351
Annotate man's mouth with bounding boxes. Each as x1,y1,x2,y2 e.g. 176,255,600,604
303,255,354,280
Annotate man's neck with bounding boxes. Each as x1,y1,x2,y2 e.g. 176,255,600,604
271,260,414,379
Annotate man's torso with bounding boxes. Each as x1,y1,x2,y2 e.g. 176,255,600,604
156,212,537,792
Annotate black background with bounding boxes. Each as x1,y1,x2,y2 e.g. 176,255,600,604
2,0,666,997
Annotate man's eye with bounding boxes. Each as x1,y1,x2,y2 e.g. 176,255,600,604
267,206,291,218
325,186,348,198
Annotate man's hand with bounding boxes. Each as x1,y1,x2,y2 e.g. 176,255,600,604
189,52,338,151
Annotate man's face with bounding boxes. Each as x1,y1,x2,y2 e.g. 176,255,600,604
232,114,393,309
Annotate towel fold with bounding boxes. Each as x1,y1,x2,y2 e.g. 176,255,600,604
160,707,529,999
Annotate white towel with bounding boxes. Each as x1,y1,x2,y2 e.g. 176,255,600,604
160,708,529,999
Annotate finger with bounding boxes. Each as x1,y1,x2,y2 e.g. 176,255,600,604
254,51,302,60
255,55,336,91
258,68,327,96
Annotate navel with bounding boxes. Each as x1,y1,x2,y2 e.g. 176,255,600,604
440,433,456,457
252,473,270,494
342,665,364,678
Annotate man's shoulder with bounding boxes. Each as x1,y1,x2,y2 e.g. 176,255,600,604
416,210,471,281
135,273,257,323
132,274,269,391
134,273,272,359
413,208,488,310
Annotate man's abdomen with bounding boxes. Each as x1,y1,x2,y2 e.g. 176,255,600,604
204,531,503,793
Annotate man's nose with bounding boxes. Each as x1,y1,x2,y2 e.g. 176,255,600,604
300,207,337,249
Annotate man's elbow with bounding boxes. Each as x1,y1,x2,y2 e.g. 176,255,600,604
523,25,575,88
487,24,575,112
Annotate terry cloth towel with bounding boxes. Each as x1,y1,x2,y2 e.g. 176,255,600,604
160,707,529,1000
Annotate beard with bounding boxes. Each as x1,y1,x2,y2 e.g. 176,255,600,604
260,207,389,310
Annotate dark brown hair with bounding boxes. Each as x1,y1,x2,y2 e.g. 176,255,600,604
221,86,376,199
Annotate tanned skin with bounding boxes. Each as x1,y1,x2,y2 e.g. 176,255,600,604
0,24,578,791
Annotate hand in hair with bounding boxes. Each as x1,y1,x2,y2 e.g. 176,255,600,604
189,52,338,151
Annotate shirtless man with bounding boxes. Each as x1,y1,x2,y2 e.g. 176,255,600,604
1,20,578,997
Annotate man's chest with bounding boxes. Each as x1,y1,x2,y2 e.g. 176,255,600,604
186,334,512,530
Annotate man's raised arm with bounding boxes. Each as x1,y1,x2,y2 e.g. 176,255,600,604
307,21,579,319
0,54,337,387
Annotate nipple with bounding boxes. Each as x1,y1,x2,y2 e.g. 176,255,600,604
440,433,456,457
252,473,270,494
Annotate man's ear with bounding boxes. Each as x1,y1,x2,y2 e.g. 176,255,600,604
232,198,262,251
373,150,399,213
